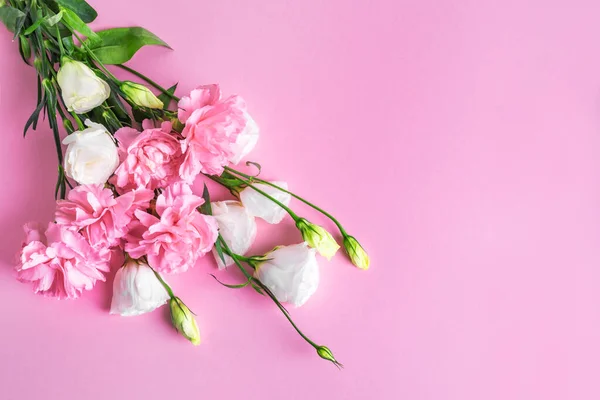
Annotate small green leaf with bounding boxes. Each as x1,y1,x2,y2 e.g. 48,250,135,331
60,6,99,43
209,274,251,289
158,83,178,110
0,5,25,33
214,238,226,265
199,184,213,215
53,0,97,23
251,281,265,295
46,10,64,26
245,161,262,175
87,27,171,65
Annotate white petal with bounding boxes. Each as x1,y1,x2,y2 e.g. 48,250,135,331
211,201,257,269
239,181,291,224
110,261,170,317
254,243,319,307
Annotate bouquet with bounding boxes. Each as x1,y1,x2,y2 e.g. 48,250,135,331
1,0,369,366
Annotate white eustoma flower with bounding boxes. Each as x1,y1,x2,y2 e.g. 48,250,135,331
63,120,119,185
229,114,259,164
57,57,110,114
211,201,257,269
110,260,170,317
239,181,291,224
254,242,319,307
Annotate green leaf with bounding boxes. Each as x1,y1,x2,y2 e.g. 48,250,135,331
199,184,213,215
46,10,64,26
59,6,99,43
53,0,97,23
158,83,177,110
87,27,171,65
24,95,46,137
209,274,251,289
0,5,25,33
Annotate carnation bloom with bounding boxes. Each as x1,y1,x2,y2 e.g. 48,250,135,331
125,182,218,274
112,120,183,191
16,222,111,299
55,184,154,249
178,84,258,180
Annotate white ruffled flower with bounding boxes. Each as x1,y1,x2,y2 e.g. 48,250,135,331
229,114,259,164
110,260,170,317
239,181,291,224
57,57,110,114
254,243,319,307
212,201,257,269
63,120,119,185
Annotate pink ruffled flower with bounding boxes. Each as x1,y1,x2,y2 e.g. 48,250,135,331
112,120,183,191
55,185,154,249
178,84,257,180
16,222,110,299
125,182,218,274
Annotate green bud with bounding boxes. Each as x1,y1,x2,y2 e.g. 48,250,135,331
296,218,340,260
316,345,343,368
19,35,31,60
343,235,370,270
169,297,201,346
102,110,121,132
33,57,42,74
120,81,163,109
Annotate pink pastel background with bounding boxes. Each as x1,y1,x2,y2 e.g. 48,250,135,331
1,0,599,398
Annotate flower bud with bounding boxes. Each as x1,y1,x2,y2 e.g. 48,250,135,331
57,57,110,113
295,218,340,260
316,345,343,368
343,235,370,270
120,81,163,109
169,297,201,345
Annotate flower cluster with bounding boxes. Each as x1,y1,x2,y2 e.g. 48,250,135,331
4,0,367,367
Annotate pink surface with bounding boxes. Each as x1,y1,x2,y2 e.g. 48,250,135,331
1,0,600,399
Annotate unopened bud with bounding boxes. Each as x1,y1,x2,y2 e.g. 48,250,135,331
343,235,370,270
120,81,163,109
296,218,340,260
169,297,200,346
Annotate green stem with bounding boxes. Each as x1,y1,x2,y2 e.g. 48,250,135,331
150,265,175,299
70,112,84,130
213,170,300,222
224,166,348,236
116,64,180,102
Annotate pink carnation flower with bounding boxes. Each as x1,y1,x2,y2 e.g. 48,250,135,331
113,120,183,191
125,182,218,274
55,185,154,249
178,84,257,180
16,222,110,299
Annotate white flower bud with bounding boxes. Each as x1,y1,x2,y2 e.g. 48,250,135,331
62,120,119,185
239,181,291,224
57,57,110,113
110,260,170,317
254,243,319,307
211,201,257,269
